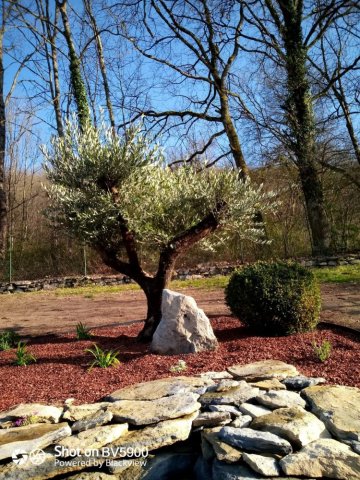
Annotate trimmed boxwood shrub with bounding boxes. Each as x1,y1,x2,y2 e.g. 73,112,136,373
225,261,321,335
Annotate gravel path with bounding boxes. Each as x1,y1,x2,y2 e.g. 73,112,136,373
0,283,358,336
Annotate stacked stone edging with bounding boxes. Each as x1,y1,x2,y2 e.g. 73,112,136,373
0,359,359,479
1,253,359,294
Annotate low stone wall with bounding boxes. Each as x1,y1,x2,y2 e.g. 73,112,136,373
0,359,359,480
1,253,359,294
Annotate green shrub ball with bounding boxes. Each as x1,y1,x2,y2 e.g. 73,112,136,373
225,261,321,336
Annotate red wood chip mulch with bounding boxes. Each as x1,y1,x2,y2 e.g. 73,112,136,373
0,317,359,411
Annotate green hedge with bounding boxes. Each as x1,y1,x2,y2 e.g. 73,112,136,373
225,261,321,335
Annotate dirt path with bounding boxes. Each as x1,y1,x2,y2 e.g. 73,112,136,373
0,283,359,336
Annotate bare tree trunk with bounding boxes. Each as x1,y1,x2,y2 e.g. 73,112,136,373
334,78,360,166
218,92,249,179
280,1,331,254
47,1,64,137
0,28,7,259
83,0,115,131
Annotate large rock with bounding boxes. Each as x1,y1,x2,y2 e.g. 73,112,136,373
150,289,218,354
107,412,197,454
280,438,360,479
251,406,330,448
256,390,306,409
219,427,292,456
227,360,299,381
108,393,200,425
0,404,63,427
57,424,128,453
200,382,259,407
302,385,360,441
106,376,213,402
0,422,71,460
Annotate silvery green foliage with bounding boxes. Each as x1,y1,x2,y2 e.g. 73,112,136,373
43,120,277,251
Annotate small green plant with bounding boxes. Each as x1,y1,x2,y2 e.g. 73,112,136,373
14,342,37,366
312,339,332,362
76,322,92,340
169,359,187,373
0,330,20,351
85,344,120,370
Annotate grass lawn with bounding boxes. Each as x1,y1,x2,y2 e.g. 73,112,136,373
48,263,360,297
312,263,360,283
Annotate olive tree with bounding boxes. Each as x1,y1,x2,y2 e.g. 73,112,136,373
43,120,276,341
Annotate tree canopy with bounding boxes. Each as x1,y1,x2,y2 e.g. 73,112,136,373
43,120,277,339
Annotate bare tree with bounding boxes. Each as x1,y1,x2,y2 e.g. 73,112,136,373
0,2,7,258
108,0,251,177
83,0,116,130
241,0,359,254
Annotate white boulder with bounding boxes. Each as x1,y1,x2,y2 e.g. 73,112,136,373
151,289,218,354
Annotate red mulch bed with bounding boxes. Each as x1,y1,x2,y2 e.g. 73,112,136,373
0,316,359,412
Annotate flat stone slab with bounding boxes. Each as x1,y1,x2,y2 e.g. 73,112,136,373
249,379,286,391
0,422,71,460
256,390,306,409
106,376,213,401
193,411,231,428
71,410,113,433
200,382,259,407
211,380,241,392
197,371,233,380
106,412,198,453
58,424,128,453
243,453,281,476
230,415,252,428
209,405,243,418
251,406,330,448
280,438,360,479
108,392,200,426
202,427,243,463
238,402,273,418
0,404,63,427
302,385,360,441
219,426,293,456
62,403,110,422
282,376,326,390
228,360,299,381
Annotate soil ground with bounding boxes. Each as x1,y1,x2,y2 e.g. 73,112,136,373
0,283,359,336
